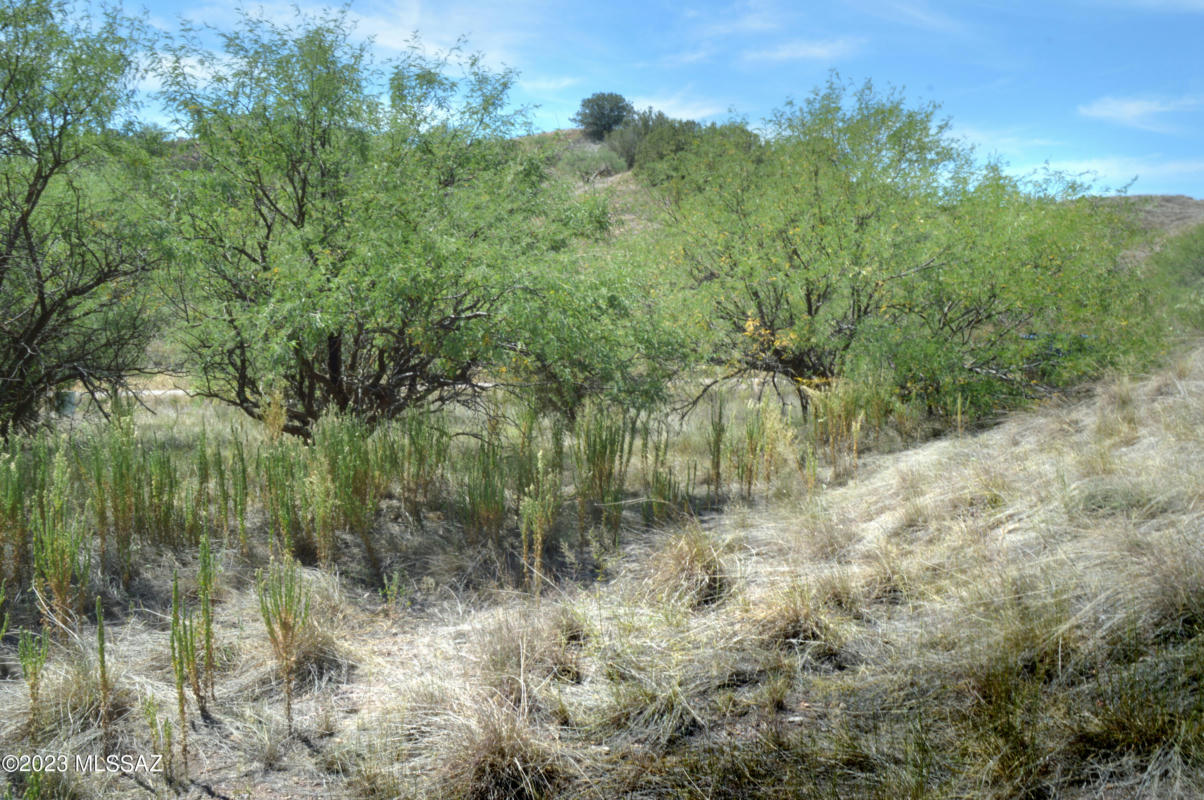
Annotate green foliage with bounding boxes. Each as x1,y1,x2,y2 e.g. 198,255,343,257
161,11,613,437
519,451,561,595
260,439,308,558
1146,222,1204,333
632,117,703,180
706,395,727,505
33,450,91,627
461,433,507,548
257,558,312,734
197,533,217,700
573,404,638,537
171,573,206,718
503,254,688,420
382,410,450,518
638,119,761,197
663,76,1145,420
0,0,158,436
572,92,634,141
18,628,49,738
604,106,673,168
639,420,696,523
0,437,41,591
556,145,626,182
311,414,383,574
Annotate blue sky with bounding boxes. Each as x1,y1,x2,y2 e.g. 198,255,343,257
138,0,1204,197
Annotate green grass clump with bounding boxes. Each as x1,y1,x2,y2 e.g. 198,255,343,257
573,404,637,538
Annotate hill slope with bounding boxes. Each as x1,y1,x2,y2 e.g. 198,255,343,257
2,198,1203,799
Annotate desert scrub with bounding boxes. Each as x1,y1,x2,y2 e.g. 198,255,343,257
706,393,727,505
312,413,382,574
259,438,308,559
171,570,206,755
743,582,845,665
462,433,507,549
18,628,49,739
639,418,696,524
96,596,114,752
380,410,450,519
557,144,626,183
436,697,566,800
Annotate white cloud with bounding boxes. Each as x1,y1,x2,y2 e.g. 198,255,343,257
886,2,969,34
698,0,785,37
519,76,579,93
744,36,866,62
629,91,726,121
953,123,1062,158
347,4,531,68
661,48,714,67
1009,155,1204,194
1078,94,1203,132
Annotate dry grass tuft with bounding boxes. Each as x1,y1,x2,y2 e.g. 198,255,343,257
643,524,731,608
742,581,844,664
439,700,565,800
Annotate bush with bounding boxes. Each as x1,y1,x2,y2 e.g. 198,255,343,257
663,76,1146,418
603,107,670,168
556,146,626,182
1146,221,1204,333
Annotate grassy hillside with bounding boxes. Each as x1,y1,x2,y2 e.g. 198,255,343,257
1,201,1203,798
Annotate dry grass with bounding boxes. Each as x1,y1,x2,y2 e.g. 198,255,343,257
5,344,1204,797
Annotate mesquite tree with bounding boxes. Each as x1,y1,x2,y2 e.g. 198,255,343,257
160,11,609,436
664,77,1141,415
0,0,156,436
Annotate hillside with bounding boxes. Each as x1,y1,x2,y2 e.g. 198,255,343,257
10,310,1202,800
1,200,1202,799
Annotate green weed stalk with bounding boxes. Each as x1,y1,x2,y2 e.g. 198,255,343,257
231,432,249,554
573,404,638,541
258,558,311,735
171,572,206,723
198,533,217,701
33,449,90,628
463,435,506,548
19,628,49,740
519,451,560,596
707,394,726,506
143,696,176,787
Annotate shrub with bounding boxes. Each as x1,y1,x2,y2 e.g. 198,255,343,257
556,145,626,182
162,12,615,437
664,76,1145,420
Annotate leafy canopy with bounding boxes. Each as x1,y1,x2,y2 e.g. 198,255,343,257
572,92,634,142
660,76,1144,415
0,0,157,436
160,11,655,435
